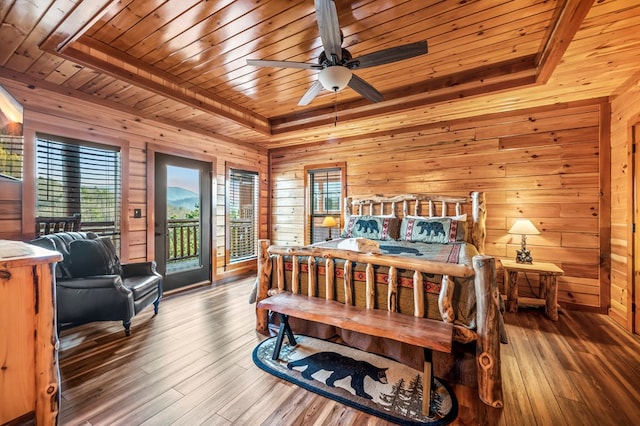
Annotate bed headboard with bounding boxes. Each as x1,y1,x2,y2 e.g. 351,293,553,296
344,191,487,253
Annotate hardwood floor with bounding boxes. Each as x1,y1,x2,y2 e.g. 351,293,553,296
56,276,640,425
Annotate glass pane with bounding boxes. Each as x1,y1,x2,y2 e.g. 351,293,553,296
166,165,201,273
0,85,23,180
229,169,258,262
309,168,342,242
311,215,342,244
35,136,121,250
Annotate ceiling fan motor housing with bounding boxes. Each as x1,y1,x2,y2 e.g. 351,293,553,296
318,48,353,67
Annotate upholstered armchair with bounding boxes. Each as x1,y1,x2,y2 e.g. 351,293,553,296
30,232,163,336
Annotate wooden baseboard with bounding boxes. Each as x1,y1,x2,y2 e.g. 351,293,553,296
608,307,630,330
561,302,608,315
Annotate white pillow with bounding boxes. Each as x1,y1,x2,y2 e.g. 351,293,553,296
407,213,467,222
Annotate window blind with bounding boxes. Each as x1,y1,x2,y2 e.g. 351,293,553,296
228,168,259,262
36,135,121,246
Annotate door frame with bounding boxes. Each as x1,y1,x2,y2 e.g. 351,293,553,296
147,143,217,282
633,124,640,333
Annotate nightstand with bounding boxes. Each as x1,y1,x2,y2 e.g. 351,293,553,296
499,259,564,321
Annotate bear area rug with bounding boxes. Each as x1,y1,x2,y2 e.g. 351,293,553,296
252,335,458,425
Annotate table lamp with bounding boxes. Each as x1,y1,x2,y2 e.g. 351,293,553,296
321,216,338,240
508,219,540,264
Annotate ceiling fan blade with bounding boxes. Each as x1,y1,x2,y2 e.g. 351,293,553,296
298,80,324,106
315,0,342,62
246,59,321,70
346,41,428,70
348,74,384,103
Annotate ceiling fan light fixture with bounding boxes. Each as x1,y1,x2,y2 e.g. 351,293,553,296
318,66,352,92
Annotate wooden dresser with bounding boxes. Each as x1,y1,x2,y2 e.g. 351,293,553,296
0,242,62,425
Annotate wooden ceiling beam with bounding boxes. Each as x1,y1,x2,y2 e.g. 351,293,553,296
536,0,596,83
0,67,266,153
39,5,272,137
56,41,271,136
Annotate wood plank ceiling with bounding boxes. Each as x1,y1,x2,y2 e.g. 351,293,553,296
1,0,640,149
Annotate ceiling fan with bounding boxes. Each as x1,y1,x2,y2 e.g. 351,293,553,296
246,0,428,106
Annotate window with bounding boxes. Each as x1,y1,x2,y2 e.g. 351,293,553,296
227,167,259,263
36,134,121,247
0,84,23,181
306,165,345,244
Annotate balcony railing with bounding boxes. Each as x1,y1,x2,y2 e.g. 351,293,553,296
57,217,254,266
167,218,200,263
229,219,255,261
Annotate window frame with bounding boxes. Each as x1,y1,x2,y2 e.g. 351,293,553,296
304,162,346,245
225,163,260,267
35,133,123,249
22,110,130,259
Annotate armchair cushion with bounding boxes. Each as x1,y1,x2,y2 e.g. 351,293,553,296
121,261,157,278
68,237,123,278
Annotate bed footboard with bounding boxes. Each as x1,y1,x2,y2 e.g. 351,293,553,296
254,239,503,408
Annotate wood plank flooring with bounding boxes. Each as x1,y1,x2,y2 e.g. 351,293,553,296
55,276,640,425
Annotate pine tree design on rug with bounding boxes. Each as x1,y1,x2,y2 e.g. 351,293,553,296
379,374,446,418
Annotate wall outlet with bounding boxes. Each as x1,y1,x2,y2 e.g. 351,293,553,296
133,209,142,218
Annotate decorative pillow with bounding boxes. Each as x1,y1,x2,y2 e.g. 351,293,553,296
68,237,122,278
340,215,400,241
399,217,466,243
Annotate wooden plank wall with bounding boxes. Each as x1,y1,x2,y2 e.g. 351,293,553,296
610,76,640,329
270,99,609,311
0,180,21,240
0,80,268,281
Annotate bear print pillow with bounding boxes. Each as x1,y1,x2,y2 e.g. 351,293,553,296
340,215,400,241
399,217,466,243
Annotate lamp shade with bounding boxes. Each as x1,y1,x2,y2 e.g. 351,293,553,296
318,66,352,92
321,216,338,227
508,219,540,235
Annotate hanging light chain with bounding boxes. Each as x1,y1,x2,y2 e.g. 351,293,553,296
334,91,338,127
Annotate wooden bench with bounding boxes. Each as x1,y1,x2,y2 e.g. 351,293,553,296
257,291,454,416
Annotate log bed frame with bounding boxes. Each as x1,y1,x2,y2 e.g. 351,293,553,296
255,191,503,408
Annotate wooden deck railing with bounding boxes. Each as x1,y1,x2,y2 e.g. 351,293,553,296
229,219,255,261
167,218,200,263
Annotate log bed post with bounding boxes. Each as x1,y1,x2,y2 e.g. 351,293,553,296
308,256,317,296
256,239,271,334
291,255,299,293
344,260,353,305
471,192,487,254
413,270,424,317
277,255,284,291
438,275,455,323
388,266,398,312
474,255,503,408
366,263,375,309
326,258,335,300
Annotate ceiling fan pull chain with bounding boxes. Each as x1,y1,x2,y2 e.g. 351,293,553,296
334,92,338,127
